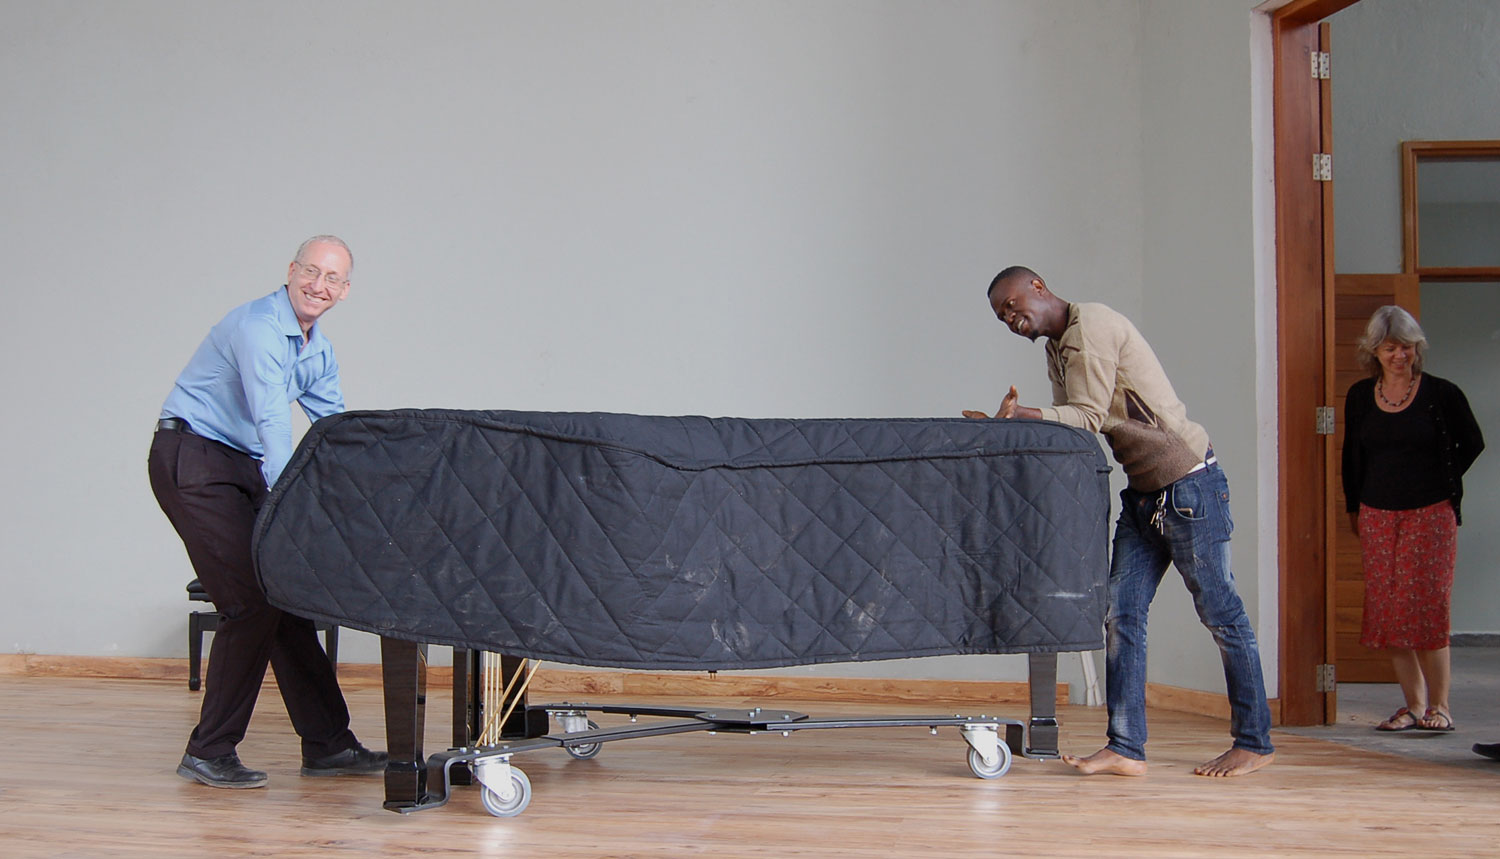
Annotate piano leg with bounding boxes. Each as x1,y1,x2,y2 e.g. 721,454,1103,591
1026,652,1061,757
380,636,428,810
449,647,481,785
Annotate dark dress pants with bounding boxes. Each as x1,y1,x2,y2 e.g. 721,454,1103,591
148,427,356,760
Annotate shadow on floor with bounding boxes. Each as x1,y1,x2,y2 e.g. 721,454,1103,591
1280,646,1500,770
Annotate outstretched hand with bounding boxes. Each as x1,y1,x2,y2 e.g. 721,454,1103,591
963,386,1023,420
997,385,1020,419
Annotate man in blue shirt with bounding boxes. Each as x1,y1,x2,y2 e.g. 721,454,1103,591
149,235,386,789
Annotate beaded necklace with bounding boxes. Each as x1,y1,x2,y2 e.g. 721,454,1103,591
1377,374,1418,409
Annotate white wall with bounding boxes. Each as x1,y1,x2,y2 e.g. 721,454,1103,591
1330,0,1500,272
1329,0,1500,635
1132,0,1277,697
2,1,1156,693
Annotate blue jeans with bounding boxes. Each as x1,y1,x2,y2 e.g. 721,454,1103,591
1104,462,1274,760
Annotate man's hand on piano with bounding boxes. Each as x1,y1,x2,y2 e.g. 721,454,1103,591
997,385,1020,418
963,386,1022,420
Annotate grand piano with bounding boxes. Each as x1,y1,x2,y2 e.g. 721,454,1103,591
253,410,1110,816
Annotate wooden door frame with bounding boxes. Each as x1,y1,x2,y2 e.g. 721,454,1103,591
1271,0,1360,726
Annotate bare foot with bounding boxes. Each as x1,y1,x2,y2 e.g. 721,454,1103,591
1194,748,1274,777
1060,748,1147,776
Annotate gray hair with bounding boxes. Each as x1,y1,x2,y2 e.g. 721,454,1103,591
1355,305,1427,377
294,235,353,273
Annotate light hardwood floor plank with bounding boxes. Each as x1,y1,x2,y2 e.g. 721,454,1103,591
1,675,1496,857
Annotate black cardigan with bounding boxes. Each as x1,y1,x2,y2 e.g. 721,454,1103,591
1342,373,1485,524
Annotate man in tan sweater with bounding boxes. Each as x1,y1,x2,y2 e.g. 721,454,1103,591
965,266,1274,778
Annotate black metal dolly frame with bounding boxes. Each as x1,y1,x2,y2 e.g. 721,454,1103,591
380,638,1067,818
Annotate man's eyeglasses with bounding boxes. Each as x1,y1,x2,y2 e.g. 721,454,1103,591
293,262,348,289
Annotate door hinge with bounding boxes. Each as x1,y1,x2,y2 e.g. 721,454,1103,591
1315,406,1335,435
1316,663,1336,693
1311,51,1330,79
1313,153,1332,182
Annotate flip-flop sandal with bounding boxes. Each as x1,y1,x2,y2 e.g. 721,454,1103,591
1376,707,1420,731
1418,707,1456,732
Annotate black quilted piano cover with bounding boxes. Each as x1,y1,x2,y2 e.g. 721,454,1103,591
253,410,1110,670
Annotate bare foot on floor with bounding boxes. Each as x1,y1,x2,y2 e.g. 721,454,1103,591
1060,748,1147,776
1194,748,1274,777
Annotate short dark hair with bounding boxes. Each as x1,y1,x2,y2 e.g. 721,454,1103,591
987,265,1040,298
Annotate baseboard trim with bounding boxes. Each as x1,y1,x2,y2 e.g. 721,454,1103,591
1452,632,1500,647
1146,681,1284,726
3,655,1289,722
523,668,1068,706
1146,682,1231,720
0,654,1068,706
0,654,189,681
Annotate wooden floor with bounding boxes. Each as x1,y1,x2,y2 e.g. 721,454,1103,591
3,674,1497,858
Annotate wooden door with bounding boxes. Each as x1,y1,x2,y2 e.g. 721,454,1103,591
1327,274,1420,684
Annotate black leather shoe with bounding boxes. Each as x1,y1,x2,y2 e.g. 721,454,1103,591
300,743,389,777
177,752,268,789
1474,742,1500,761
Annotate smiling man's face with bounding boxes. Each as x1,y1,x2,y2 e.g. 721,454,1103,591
989,275,1047,341
285,241,351,333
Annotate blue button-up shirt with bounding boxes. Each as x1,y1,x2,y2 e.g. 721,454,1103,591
161,287,344,487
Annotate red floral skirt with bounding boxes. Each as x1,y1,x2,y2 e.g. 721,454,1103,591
1357,501,1456,650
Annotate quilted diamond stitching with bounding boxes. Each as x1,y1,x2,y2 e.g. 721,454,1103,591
256,411,1108,668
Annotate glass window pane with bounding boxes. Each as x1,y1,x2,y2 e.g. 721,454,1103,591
1417,159,1500,269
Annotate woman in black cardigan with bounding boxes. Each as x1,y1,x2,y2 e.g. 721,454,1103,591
1342,306,1483,734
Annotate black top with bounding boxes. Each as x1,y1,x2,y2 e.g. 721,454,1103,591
1342,373,1485,523
1352,384,1447,510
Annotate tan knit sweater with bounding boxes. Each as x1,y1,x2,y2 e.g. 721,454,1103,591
1036,303,1210,492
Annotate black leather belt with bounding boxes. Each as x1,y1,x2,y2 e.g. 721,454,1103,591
156,418,256,459
157,417,198,436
